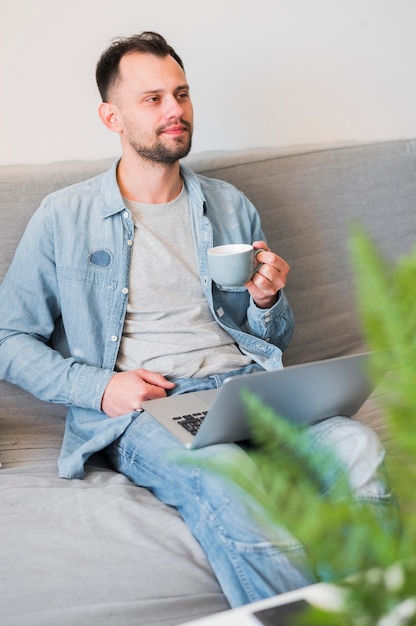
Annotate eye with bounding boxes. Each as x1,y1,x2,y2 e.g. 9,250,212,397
177,91,190,101
146,96,159,103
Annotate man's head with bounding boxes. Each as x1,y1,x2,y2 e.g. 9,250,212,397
96,31,185,103
96,32,193,165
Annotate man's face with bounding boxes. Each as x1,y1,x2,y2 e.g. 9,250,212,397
109,52,193,164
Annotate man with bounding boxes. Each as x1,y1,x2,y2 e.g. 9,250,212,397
0,32,396,607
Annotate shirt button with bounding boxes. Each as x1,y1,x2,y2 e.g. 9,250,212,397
123,211,129,218
122,287,129,295
265,337,271,342
127,239,133,246
111,335,118,342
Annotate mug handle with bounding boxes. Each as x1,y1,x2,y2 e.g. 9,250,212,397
250,248,265,279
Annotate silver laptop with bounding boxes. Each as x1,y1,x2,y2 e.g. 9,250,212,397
141,352,377,449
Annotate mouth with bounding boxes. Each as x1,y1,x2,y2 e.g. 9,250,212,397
159,121,191,137
163,126,187,136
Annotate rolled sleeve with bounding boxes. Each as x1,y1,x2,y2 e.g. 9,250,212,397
246,289,294,352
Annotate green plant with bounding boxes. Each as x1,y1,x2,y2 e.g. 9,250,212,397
350,225,416,509
205,226,416,624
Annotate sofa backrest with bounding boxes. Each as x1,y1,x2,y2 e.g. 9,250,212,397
189,141,416,365
1,140,416,369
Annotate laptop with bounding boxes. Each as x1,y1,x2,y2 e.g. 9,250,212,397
141,352,377,449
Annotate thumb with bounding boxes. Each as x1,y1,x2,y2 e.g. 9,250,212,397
136,368,176,390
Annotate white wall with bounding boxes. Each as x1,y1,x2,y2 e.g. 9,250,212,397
1,0,416,165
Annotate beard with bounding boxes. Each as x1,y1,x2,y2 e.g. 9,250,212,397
129,119,193,165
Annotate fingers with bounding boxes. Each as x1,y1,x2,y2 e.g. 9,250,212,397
248,242,290,308
254,250,290,289
101,369,175,418
137,369,176,391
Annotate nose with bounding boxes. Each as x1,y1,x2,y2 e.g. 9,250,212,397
163,94,186,120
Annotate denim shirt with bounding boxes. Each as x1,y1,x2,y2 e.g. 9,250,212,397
0,160,294,479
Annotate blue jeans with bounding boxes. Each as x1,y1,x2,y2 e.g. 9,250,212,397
105,365,396,607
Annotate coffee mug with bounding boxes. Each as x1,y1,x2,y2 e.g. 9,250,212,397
207,244,263,288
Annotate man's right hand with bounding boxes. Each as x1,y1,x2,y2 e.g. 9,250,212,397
101,369,176,418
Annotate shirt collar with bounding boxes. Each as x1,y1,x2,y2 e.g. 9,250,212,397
99,159,205,218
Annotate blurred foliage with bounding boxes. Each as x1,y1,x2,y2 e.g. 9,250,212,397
204,226,416,624
350,225,416,509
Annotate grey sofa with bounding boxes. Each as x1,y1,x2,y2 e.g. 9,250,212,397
1,139,416,626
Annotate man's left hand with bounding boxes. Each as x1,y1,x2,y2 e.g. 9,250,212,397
245,240,290,309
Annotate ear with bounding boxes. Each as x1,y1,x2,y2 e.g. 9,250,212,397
98,102,123,133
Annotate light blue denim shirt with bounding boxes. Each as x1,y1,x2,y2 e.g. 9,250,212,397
0,160,294,478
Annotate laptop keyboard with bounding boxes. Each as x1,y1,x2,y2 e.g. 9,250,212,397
173,411,208,436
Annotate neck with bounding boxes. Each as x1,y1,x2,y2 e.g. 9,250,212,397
117,153,183,204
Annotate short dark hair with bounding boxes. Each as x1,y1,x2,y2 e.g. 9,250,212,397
96,31,185,102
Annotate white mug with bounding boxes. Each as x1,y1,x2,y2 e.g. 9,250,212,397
207,244,263,288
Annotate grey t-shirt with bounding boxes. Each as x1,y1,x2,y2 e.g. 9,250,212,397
116,186,252,378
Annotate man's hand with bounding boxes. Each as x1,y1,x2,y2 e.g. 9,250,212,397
245,240,290,309
101,369,175,418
